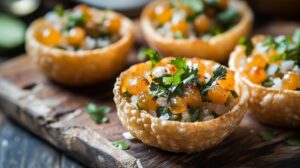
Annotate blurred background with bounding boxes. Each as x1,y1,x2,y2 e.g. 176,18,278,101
1,0,300,60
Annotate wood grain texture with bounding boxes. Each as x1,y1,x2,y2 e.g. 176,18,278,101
0,21,300,168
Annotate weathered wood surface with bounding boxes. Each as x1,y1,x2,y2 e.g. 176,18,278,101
0,21,300,168
0,113,84,168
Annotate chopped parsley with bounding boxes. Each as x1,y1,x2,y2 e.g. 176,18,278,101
201,66,227,94
217,8,239,26
85,103,111,124
286,138,300,146
189,107,201,122
54,5,64,17
239,37,254,56
150,57,199,99
112,141,129,150
259,130,275,141
144,49,161,67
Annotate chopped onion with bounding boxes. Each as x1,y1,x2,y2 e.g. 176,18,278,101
152,66,166,77
281,60,295,72
272,78,282,89
156,97,168,107
203,115,214,121
267,64,279,75
122,132,135,140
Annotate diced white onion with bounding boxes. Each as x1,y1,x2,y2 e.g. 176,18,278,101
272,78,282,89
160,114,169,120
281,60,295,72
267,64,279,75
152,66,166,77
203,115,214,121
292,65,300,74
85,36,96,50
156,97,168,107
122,132,135,140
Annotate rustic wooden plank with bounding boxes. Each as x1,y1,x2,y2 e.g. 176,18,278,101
61,154,85,168
0,113,60,168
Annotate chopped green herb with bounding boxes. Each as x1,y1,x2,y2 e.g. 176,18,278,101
138,47,148,61
112,141,129,150
201,66,227,94
262,80,274,87
286,138,300,146
144,49,161,68
174,32,185,39
217,8,239,26
150,56,199,99
182,0,204,14
230,90,239,98
189,107,200,122
204,0,219,6
54,5,64,17
259,131,275,141
156,107,170,117
239,37,254,56
85,103,111,124
209,26,222,36
293,28,300,46
171,57,186,69
122,91,132,102
65,11,86,30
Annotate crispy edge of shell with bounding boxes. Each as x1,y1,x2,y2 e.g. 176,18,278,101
113,58,248,153
140,0,253,62
229,46,300,127
26,9,135,87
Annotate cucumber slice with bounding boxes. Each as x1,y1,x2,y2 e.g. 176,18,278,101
0,14,26,50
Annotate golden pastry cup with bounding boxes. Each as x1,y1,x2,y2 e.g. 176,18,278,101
26,8,135,87
229,46,300,127
114,58,248,153
141,0,253,62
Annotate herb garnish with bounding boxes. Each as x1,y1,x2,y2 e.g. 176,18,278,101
112,141,129,150
144,49,161,67
149,57,199,99
54,5,64,17
201,66,227,94
259,130,275,141
85,103,111,124
239,37,254,56
286,138,300,146
189,107,201,122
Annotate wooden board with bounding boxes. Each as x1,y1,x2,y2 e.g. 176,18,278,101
0,21,300,168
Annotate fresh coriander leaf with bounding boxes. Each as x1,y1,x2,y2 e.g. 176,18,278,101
138,47,148,61
189,107,200,122
204,0,218,6
259,131,275,141
262,80,274,87
171,57,186,69
112,141,129,150
270,54,286,62
65,12,86,30
169,114,182,121
156,107,170,117
162,76,173,85
293,28,300,46
182,0,204,14
174,32,185,39
144,49,161,67
217,8,239,25
230,90,239,98
54,5,64,17
122,91,132,102
286,138,300,146
201,66,227,94
239,37,254,56
210,26,222,36
85,103,111,124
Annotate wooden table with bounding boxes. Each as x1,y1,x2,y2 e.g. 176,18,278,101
0,56,85,168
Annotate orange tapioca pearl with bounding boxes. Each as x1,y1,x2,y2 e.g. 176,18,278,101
171,18,189,36
37,27,62,46
127,77,149,95
105,14,121,34
183,85,202,106
137,93,158,111
245,54,267,72
194,14,211,33
248,66,268,84
191,59,206,77
67,27,86,45
74,5,90,14
218,0,228,9
169,96,188,114
218,70,235,91
282,72,300,90
207,85,229,104
153,4,172,25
